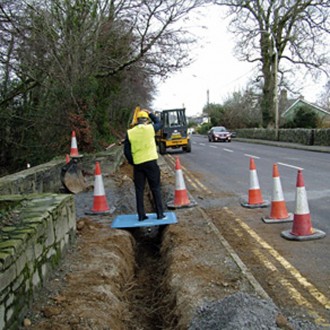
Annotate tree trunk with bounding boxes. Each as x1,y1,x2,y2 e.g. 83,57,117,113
260,34,276,128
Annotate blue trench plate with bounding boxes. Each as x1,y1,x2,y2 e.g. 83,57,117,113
111,212,177,228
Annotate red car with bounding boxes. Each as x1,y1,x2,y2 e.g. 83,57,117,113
208,126,232,142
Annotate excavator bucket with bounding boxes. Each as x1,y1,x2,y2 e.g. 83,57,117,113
60,159,86,194
130,105,141,127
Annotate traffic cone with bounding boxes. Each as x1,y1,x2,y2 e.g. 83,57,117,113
167,156,197,209
65,154,70,164
70,131,82,158
85,162,115,215
241,158,269,208
281,170,325,241
262,164,293,223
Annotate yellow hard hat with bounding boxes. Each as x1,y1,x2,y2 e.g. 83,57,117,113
137,110,149,119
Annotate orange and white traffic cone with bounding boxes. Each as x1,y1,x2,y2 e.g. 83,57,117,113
241,158,269,208
281,169,325,241
262,164,293,223
167,156,197,209
85,162,115,215
70,131,83,158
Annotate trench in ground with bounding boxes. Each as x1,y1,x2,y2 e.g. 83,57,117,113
125,225,178,330
114,164,179,329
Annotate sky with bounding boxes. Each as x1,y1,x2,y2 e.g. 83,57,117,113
152,6,326,117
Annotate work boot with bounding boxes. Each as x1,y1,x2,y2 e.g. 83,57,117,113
138,215,148,221
157,214,166,220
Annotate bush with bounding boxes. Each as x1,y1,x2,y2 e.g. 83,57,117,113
197,123,212,134
283,107,319,128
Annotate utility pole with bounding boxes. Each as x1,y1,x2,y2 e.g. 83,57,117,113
206,89,210,123
274,48,279,140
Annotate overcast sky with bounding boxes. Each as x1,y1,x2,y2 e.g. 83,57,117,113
152,6,325,117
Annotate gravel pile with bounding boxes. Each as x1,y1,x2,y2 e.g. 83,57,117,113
188,292,323,330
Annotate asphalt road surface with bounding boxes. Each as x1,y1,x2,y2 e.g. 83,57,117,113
180,134,330,234
164,134,330,326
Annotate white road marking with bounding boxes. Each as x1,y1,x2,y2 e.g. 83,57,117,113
223,148,233,152
210,145,218,148
244,154,260,159
277,162,304,170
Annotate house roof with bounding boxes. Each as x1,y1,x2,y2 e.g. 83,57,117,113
281,98,330,118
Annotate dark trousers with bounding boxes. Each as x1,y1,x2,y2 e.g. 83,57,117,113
133,160,164,220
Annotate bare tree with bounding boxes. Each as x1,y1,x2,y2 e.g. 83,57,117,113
319,80,330,110
0,0,210,173
0,0,209,103
222,87,262,128
213,0,330,127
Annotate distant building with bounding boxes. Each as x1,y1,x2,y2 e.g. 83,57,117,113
281,97,330,125
187,115,209,125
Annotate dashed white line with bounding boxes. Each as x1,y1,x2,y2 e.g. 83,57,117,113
223,148,233,152
277,162,304,170
244,154,260,159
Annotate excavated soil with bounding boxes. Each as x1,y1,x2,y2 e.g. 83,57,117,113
19,158,326,330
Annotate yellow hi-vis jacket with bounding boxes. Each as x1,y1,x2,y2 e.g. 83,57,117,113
127,124,158,165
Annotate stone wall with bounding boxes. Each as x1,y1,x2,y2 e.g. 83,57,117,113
0,194,76,330
0,159,65,195
0,145,124,330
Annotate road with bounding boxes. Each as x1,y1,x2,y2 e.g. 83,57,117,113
178,134,330,232
164,134,330,326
